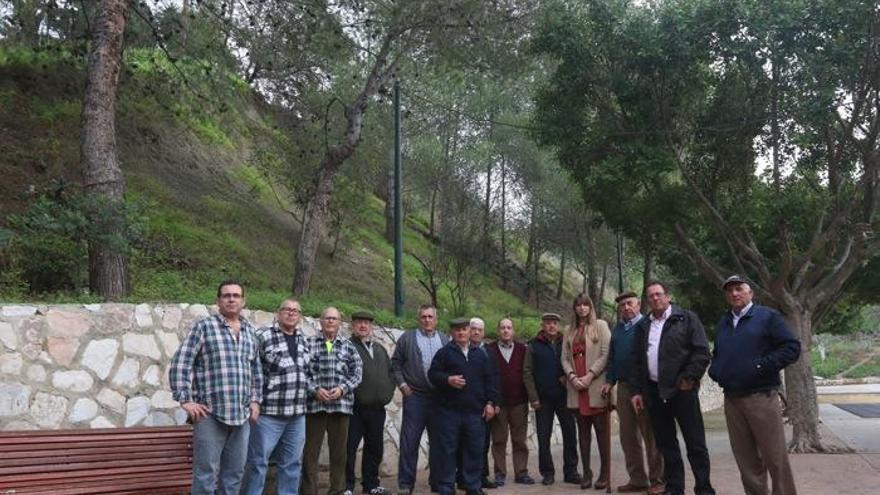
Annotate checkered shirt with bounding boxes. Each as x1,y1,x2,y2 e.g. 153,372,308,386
169,314,262,426
255,323,313,416
306,334,363,415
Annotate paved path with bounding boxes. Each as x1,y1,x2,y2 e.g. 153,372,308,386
395,391,880,494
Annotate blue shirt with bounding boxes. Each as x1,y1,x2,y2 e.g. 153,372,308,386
415,328,443,377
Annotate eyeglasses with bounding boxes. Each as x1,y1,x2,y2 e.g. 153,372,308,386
220,293,243,299
280,308,301,314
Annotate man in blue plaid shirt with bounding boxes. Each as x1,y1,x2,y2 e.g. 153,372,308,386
241,298,312,495
169,280,262,495
301,307,364,495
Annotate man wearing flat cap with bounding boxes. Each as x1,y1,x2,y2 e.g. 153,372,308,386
522,313,581,486
601,292,664,494
708,276,801,495
429,318,499,495
346,311,396,495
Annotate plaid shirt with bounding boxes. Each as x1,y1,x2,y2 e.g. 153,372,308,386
306,334,362,415
255,323,312,416
169,314,262,426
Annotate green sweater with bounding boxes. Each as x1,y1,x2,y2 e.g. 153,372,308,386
351,338,396,408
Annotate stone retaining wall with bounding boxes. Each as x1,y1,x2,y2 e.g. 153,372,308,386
0,303,723,475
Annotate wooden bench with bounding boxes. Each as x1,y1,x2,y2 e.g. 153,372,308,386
0,425,193,495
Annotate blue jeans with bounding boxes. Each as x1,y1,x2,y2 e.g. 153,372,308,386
397,392,439,490
435,408,485,495
241,414,306,495
191,415,250,495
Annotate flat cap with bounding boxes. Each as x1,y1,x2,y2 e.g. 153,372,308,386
722,275,748,289
541,312,562,321
615,291,639,303
350,310,374,321
449,317,471,329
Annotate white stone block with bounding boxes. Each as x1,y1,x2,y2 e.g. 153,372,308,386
135,304,153,328
96,388,126,414
26,364,46,382
155,331,180,358
125,396,151,426
2,306,37,317
0,321,16,350
0,383,31,417
162,307,183,330
46,309,91,338
122,333,161,360
174,409,189,425
90,416,115,428
52,370,94,392
150,390,179,409
144,411,175,426
69,398,99,423
188,304,209,319
84,304,102,312
142,364,161,387
112,358,140,388
81,339,119,379
30,392,68,427
3,420,37,431
0,352,23,375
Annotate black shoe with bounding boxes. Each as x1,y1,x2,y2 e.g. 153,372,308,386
541,474,555,486
481,478,497,489
456,483,466,491
564,473,583,484
514,475,536,485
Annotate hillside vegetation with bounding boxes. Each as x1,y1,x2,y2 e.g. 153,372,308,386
0,46,572,334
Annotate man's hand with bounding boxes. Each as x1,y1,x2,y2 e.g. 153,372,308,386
558,375,567,386
600,383,613,398
400,384,413,397
483,403,496,421
678,378,694,391
182,402,210,421
448,375,467,389
530,400,542,410
249,402,260,423
316,387,332,402
631,394,644,412
329,386,344,400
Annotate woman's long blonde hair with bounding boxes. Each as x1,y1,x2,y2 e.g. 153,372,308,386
572,293,599,343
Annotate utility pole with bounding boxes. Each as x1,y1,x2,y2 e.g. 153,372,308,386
616,231,625,293
393,79,405,317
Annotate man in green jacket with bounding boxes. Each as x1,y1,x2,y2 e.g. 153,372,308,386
346,311,396,495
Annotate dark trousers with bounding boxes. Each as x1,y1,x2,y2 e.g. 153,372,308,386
346,404,386,492
457,416,491,484
397,392,439,490
534,396,579,478
645,382,715,495
436,408,485,495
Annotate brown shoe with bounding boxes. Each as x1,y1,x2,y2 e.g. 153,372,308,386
616,483,649,493
580,480,592,489
647,483,666,495
593,479,609,490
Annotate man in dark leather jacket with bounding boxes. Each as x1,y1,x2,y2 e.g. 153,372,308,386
630,281,715,495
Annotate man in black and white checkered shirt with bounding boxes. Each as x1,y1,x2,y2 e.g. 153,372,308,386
301,307,363,495
241,298,313,495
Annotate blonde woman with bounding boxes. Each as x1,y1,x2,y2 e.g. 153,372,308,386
562,293,612,490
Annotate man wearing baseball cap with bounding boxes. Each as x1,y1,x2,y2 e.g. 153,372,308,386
708,276,801,495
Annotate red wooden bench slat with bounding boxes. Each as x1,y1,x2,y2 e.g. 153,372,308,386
0,426,193,494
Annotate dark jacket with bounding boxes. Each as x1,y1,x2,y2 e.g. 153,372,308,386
631,305,711,400
351,338,396,408
391,329,449,394
523,331,567,403
708,304,801,396
428,341,499,413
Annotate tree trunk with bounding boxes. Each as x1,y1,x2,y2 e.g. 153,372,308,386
500,159,507,288
484,161,492,263
556,251,566,299
585,220,600,307
81,0,130,300
524,206,537,301
641,248,655,312
783,309,845,453
429,185,438,238
597,261,607,318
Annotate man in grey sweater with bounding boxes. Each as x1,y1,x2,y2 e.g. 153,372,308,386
391,304,449,495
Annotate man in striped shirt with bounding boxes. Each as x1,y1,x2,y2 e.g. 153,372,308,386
241,298,312,495
170,280,262,495
301,307,364,495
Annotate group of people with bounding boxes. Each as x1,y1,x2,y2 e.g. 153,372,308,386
170,275,802,495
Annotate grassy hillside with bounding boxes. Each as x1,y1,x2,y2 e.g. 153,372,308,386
0,45,562,335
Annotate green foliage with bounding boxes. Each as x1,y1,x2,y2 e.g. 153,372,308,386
847,356,880,379
33,98,80,124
